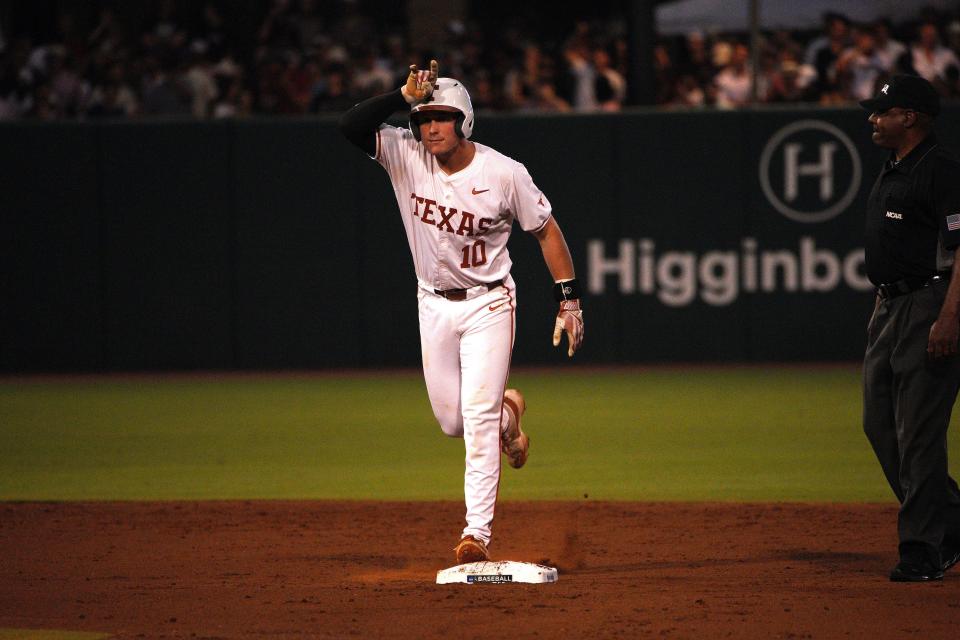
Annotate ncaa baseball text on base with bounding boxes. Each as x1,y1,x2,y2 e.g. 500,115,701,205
587,236,871,307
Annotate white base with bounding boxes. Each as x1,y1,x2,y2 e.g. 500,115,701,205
436,560,558,584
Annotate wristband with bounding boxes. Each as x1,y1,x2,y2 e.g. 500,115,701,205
553,279,581,302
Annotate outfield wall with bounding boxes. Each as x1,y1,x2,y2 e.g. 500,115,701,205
4,107,960,371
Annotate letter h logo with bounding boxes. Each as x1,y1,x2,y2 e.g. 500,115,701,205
783,141,837,202
759,120,862,224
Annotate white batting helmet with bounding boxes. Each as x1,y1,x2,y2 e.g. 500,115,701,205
409,78,474,141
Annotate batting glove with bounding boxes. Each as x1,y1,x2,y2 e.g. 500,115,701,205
553,300,584,357
401,59,439,104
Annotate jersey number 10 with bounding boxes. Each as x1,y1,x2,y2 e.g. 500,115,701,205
460,240,488,268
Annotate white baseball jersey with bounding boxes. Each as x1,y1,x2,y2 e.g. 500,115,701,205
371,122,550,548
374,124,552,291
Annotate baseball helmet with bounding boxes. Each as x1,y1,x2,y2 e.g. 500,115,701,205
409,77,474,141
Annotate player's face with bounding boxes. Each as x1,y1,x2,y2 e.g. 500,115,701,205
417,111,461,156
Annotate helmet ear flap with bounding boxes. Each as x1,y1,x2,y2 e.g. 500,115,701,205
455,112,465,138
409,113,422,141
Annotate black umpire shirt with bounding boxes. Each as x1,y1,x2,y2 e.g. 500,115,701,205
865,134,960,287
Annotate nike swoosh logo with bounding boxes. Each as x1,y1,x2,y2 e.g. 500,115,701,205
489,302,507,311
472,188,489,195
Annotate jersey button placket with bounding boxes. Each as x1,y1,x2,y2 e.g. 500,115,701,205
437,187,454,289
437,220,450,290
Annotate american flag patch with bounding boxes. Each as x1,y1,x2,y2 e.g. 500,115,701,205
948,214,960,231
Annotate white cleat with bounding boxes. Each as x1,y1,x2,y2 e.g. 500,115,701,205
501,389,529,469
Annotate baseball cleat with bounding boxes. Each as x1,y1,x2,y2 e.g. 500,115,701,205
501,388,529,469
454,535,490,564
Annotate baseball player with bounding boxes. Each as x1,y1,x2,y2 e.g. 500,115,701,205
339,60,584,564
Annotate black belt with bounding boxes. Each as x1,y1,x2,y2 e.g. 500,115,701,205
877,272,950,300
434,279,503,301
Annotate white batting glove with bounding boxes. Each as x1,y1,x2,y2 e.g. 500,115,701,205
401,59,439,104
552,299,584,357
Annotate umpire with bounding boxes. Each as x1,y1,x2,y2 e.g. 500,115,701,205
861,74,960,582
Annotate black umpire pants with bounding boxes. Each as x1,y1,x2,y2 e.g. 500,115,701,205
863,279,960,564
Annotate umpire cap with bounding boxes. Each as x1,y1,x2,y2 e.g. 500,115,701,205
860,74,940,116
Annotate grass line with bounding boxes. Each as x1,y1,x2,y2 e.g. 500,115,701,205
1,367,956,501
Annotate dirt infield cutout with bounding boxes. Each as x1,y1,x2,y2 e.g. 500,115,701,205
2,501,959,639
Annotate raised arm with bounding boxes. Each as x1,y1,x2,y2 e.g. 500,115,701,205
338,60,439,156
338,89,407,156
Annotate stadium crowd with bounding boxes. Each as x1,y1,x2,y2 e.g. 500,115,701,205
1,1,960,120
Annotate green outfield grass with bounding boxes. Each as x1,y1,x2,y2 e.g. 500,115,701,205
1,367,957,502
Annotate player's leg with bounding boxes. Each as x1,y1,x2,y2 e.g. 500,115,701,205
417,289,463,437
501,387,528,469
457,282,516,547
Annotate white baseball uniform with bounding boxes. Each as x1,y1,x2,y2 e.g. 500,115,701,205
373,124,551,545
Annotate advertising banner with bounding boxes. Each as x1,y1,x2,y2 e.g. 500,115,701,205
5,108,960,370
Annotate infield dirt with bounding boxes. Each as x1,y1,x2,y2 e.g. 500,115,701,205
2,501,959,639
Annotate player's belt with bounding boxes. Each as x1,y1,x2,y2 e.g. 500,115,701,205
434,279,504,301
877,272,950,300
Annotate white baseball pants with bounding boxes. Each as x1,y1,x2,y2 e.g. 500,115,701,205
417,275,516,546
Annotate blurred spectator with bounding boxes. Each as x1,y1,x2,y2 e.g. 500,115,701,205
255,54,299,115
87,82,128,119
677,31,716,89
310,63,354,113
765,51,816,103
504,44,545,110
804,12,851,67
947,20,960,59
836,25,885,101
47,46,88,117
4,2,960,120
911,21,960,93
518,81,571,113
380,33,410,85
86,62,139,118
805,12,851,103
593,46,626,111
352,46,393,97
872,18,907,73
30,82,56,120
183,46,218,118
653,41,677,105
0,38,33,119
674,74,706,107
141,54,190,116
213,76,252,119
559,22,598,111
714,42,753,109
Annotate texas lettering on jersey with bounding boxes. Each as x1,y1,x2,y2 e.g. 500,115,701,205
375,125,551,289
409,192,494,237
